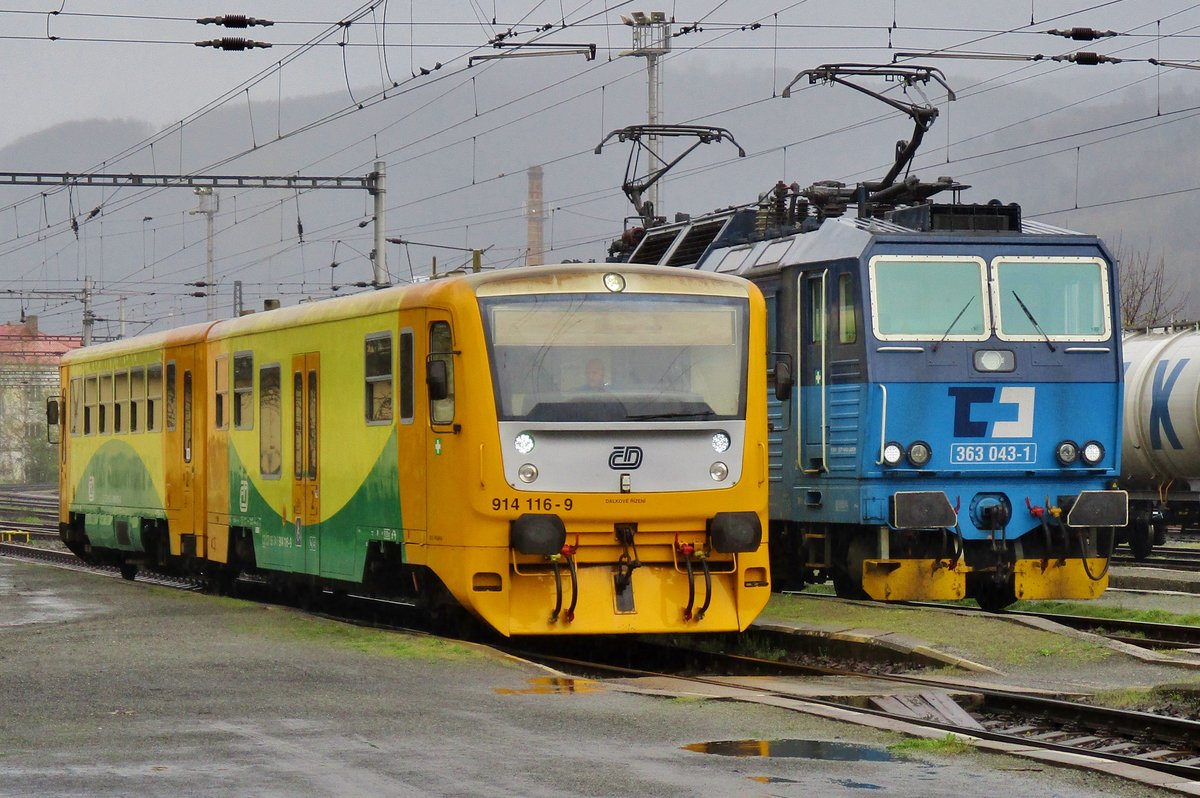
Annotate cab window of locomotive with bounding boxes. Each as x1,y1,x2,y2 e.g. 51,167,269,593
994,258,1110,340
838,273,857,344
165,362,177,432
113,370,129,434
480,293,747,421
809,279,824,344
871,257,987,339
259,365,282,477
83,376,97,435
429,321,455,425
365,333,393,424
233,353,254,429
399,330,415,423
214,355,229,430
130,367,145,433
147,363,163,432
99,373,113,435
70,377,82,436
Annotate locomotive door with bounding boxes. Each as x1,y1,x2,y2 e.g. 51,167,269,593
800,270,828,473
291,353,321,574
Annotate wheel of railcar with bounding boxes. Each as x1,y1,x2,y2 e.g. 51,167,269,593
1152,518,1168,546
831,567,868,599
1128,512,1154,561
119,563,138,581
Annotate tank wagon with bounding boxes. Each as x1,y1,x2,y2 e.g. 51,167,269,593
1119,327,1200,558
50,263,772,636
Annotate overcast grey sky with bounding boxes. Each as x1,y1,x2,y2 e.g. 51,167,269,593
3,1,1200,335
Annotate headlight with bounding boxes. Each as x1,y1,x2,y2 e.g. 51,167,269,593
514,432,535,455
1055,440,1079,466
907,440,932,467
709,462,729,482
518,463,539,483
882,442,904,466
974,349,1015,373
711,431,731,453
1081,440,1104,466
603,272,626,292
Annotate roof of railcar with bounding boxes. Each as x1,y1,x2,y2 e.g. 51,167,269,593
60,321,216,367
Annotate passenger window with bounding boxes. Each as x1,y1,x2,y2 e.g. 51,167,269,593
259,365,282,477
399,330,414,423
183,370,193,462
839,273,857,344
70,378,82,436
99,373,113,435
307,370,318,479
148,364,163,432
113,370,129,433
293,372,303,480
84,376,97,435
365,334,393,423
165,362,177,432
234,353,254,429
429,321,455,425
130,367,145,432
215,355,229,430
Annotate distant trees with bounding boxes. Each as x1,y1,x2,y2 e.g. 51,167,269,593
1117,242,1189,329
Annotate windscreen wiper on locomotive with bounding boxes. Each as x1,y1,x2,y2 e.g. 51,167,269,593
1011,290,1056,352
932,295,975,353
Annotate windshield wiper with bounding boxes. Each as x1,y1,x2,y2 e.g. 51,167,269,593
626,410,719,421
1011,290,1056,352
932,295,975,352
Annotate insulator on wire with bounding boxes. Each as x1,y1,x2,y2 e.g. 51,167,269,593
1051,51,1120,65
1046,27,1117,41
194,37,272,50
197,16,274,28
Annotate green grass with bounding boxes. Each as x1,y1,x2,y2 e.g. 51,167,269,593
1088,683,1200,713
763,593,1113,667
889,733,974,756
1010,600,1200,626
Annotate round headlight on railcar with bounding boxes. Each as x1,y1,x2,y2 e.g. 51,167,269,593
711,431,731,453
603,272,627,293
974,349,1015,373
518,463,539,483
882,442,905,466
1055,440,1080,466
514,432,535,455
709,462,729,482
1081,440,1105,466
907,441,932,467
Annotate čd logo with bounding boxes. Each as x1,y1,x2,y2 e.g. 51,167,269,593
609,445,643,470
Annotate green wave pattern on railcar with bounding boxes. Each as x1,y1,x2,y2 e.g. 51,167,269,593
227,429,403,583
71,439,165,551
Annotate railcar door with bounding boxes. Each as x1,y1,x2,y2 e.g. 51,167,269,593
800,270,828,473
291,353,321,574
164,344,206,556
394,318,426,539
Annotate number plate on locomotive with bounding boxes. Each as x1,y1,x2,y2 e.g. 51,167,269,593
949,443,1037,465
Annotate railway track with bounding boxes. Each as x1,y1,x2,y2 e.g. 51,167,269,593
5,539,1198,787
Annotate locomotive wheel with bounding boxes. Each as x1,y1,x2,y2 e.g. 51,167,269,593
973,578,1016,612
119,563,138,581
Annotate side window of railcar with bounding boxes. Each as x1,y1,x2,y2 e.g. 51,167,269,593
99,373,113,435
114,370,129,434
838,273,857,344
183,370,193,463
165,362,177,432
130,367,145,433
259,365,282,477
233,353,254,430
293,373,303,480
215,355,229,430
84,376,97,435
365,333,393,424
70,378,82,436
429,321,455,425
148,364,163,432
399,330,414,424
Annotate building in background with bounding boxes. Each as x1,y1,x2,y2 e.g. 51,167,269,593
0,316,82,484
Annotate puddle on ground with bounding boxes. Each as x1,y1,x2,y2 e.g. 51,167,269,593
494,677,601,695
0,567,95,626
684,739,894,761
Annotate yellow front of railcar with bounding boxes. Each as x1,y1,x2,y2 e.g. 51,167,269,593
416,264,771,636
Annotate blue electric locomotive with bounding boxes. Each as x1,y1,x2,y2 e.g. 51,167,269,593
619,186,1128,609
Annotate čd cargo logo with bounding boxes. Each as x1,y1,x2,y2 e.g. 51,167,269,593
948,386,1034,438
609,445,643,470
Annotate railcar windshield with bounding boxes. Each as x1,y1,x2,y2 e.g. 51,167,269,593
869,256,989,341
479,292,747,422
993,257,1110,340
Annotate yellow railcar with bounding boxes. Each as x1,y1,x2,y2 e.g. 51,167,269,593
57,263,770,635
